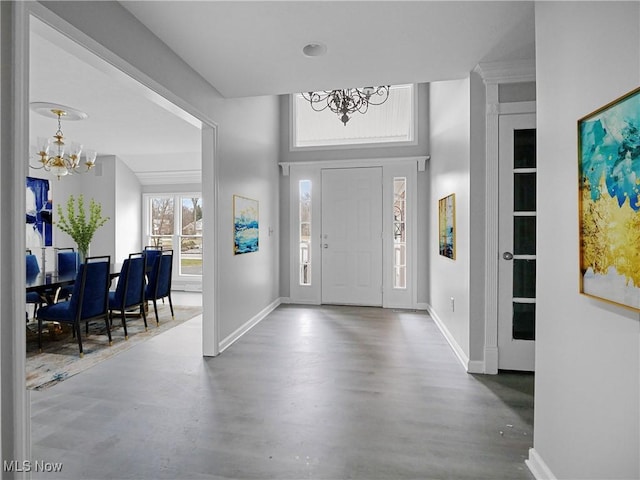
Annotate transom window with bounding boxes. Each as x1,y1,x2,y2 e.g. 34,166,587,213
292,84,415,149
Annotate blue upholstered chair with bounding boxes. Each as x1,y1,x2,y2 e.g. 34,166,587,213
26,253,43,320
145,249,174,325
109,252,148,339
55,248,79,302
143,245,162,273
57,248,79,275
36,255,112,357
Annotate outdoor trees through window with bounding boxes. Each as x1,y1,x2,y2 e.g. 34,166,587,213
147,195,202,276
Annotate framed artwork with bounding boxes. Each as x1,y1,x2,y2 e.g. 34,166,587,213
26,177,53,249
578,86,640,310
438,193,455,260
233,195,259,254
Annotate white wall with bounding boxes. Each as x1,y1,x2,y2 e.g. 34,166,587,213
428,78,471,361
533,3,640,479
114,157,142,262
215,94,281,340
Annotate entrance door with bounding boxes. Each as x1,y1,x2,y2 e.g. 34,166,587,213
321,167,382,306
498,113,536,371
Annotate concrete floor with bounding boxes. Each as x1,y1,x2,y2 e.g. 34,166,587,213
30,298,535,479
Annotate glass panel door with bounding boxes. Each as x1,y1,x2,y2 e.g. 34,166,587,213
498,114,536,371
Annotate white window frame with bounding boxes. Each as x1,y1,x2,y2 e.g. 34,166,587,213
143,192,203,290
290,84,418,152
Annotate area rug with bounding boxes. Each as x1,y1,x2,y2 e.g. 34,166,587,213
26,304,202,391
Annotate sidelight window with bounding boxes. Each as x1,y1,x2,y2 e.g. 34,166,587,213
299,180,312,285
393,177,407,289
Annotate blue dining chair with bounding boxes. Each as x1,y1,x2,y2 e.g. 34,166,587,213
55,247,79,302
26,253,43,320
36,255,112,357
109,252,147,339
145,249,174,325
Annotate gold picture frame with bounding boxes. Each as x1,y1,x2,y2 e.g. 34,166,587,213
578,86,640,310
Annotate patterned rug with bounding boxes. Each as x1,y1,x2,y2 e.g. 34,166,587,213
26,304,202,390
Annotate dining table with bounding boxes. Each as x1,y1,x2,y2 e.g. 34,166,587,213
26,265,121,305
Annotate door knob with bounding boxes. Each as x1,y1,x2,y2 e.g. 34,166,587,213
323,244,328,249
502,251,514,260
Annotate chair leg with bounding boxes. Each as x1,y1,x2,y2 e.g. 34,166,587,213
168,294,175,319
75,322,84,358
121,311,128,340
140,304,148,331
152,299,160,326
38,317,43,352
104,314,112,346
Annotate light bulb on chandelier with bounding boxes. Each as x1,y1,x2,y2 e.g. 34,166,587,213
30,103,97,180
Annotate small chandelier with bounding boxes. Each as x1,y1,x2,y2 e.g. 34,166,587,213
302,86,391,126
30,103,97,180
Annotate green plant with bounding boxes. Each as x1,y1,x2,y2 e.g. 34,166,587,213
55,194,109,256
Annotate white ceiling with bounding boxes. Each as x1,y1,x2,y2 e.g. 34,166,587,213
121,1,535,98
29,1,535,178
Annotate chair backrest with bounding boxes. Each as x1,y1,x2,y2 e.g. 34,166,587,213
57,248,79,276
26,254,40,278
68,255,111,321
113,252,146,309
147,249,173,299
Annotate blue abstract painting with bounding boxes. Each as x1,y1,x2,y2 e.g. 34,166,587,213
579,86,640,310
26,177,52,248
233,195,259,254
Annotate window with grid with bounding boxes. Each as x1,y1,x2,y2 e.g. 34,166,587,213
146,194,202,276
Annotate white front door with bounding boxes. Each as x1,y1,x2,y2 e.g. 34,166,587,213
321,167,383,306
498,113,536,371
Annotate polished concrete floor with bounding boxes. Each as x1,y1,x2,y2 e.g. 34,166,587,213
30,298,534,479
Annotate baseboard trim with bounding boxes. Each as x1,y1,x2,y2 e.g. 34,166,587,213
467,360,485,374
484,346,499,374
526,448,557,480
426,304,470,372
219,298,282,353
415,302,430,311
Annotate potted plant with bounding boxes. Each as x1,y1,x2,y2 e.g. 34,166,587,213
55,194,109,264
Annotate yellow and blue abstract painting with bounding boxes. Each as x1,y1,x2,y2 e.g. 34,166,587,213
579,87,640,310
233,195,259,255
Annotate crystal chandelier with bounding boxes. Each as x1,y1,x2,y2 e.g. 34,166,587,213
30,103,97,180
302,86,391,126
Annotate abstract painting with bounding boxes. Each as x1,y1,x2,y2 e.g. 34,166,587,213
233,195,259,254
439,193,455,260
26,177,52,249
578,86,640,310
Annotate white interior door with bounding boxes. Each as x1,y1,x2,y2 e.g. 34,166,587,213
498,113,536,371
321,167,382,306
